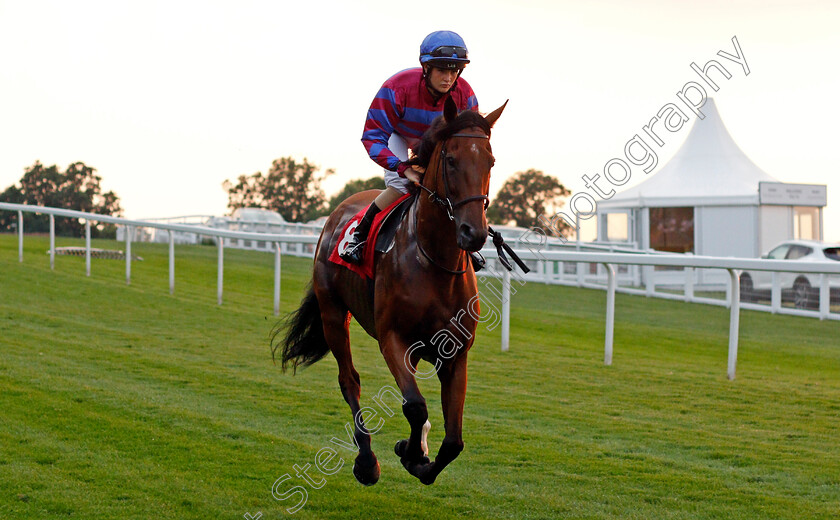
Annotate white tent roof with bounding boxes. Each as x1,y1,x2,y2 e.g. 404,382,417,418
599,98,778,209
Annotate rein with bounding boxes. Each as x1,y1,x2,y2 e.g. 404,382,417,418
413,204,468,275
414,132,490,275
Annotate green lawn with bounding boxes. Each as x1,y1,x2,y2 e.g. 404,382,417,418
1,234,838,519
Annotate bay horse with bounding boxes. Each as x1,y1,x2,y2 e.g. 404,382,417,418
276,97,506,486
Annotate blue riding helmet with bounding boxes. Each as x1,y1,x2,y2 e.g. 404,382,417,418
419,30,470,69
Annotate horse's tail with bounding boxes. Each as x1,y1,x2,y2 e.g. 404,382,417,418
271,283,330,373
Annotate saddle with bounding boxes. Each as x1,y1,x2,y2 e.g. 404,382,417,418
329,194,415,278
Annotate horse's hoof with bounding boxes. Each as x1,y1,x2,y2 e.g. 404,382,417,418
353,453,380,486
395,440,430,465
401,459,436,485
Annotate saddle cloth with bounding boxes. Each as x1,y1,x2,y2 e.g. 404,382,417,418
328,193,413,278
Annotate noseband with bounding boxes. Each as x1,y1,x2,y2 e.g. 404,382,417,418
412,126,531,276
417,132,490,221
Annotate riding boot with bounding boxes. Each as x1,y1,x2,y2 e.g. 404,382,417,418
469,251,486,272
340,203,381,264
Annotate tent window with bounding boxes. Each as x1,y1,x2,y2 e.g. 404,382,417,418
649,207,694,253
793,206,819,240
605,213,629,242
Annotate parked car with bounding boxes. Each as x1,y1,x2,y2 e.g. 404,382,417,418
231,208,286,225
740,240,840,309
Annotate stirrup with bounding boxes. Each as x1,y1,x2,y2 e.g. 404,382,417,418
469,251,486,272
340,239,367,265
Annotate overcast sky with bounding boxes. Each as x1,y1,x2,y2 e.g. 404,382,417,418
1,0,838,241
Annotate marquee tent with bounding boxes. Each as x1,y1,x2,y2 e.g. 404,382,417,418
596,98,826,259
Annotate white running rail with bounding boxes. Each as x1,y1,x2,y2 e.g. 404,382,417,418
1,203,318,316
480,248,840,380
4,203,838,380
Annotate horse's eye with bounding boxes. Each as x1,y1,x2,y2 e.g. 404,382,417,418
446,155,457,168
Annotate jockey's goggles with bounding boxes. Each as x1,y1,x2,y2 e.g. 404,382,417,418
429,46,468,60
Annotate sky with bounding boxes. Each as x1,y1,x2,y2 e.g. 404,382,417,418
1,0,839,242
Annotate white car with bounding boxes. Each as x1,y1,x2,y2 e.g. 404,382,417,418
231,207,286,225
740,240,840,309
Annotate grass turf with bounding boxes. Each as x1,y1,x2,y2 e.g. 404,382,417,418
0,234,838,519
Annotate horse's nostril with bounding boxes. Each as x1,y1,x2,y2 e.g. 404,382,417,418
459,224,474,242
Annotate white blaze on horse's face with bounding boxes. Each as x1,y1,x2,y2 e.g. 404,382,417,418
449,133,492,252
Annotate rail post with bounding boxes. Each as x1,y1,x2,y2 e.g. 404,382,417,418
85,220,91,277
217,237,224,305
771,272,781,313
819,274,829,320
17,210,23,262
169,231,175,295
603,263,616,366
684,267,694,302
49,215,55,270
501,268,511,352
274,243,282,316
125,226,132,285
727,268,741,380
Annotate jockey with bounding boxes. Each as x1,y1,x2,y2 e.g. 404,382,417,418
339,30,479,265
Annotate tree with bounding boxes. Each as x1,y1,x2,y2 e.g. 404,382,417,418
0,161,122,237
326,177,384,214
487,169,572,236
223,157,333,222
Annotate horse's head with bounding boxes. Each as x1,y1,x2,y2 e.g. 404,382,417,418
413,97,507,252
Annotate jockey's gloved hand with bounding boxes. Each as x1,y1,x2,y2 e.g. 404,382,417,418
404,166,424,185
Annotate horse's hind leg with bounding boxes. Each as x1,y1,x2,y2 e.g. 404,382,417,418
318,298,380,486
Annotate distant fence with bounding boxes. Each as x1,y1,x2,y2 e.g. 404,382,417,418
130,214,324,256
481,247,840,380
0,203,317,316
3,202,838,380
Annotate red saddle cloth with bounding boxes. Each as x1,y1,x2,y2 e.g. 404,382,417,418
329,193,412,279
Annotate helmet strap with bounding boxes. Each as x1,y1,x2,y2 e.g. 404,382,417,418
424,76,443,101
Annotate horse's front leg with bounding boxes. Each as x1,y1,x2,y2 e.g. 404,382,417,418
380,332,432,470
416,352,469,485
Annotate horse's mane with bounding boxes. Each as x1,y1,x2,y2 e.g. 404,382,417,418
407,110,491,169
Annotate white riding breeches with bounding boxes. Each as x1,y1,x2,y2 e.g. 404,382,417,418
383,134,412,194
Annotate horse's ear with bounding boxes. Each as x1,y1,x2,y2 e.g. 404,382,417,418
484,99,509,128
444,95,458,122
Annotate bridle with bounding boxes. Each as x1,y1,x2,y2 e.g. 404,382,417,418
415,132,490,221
414,132,491,275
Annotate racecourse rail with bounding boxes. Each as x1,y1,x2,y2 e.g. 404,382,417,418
1,203,317,317
3,202,839,380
